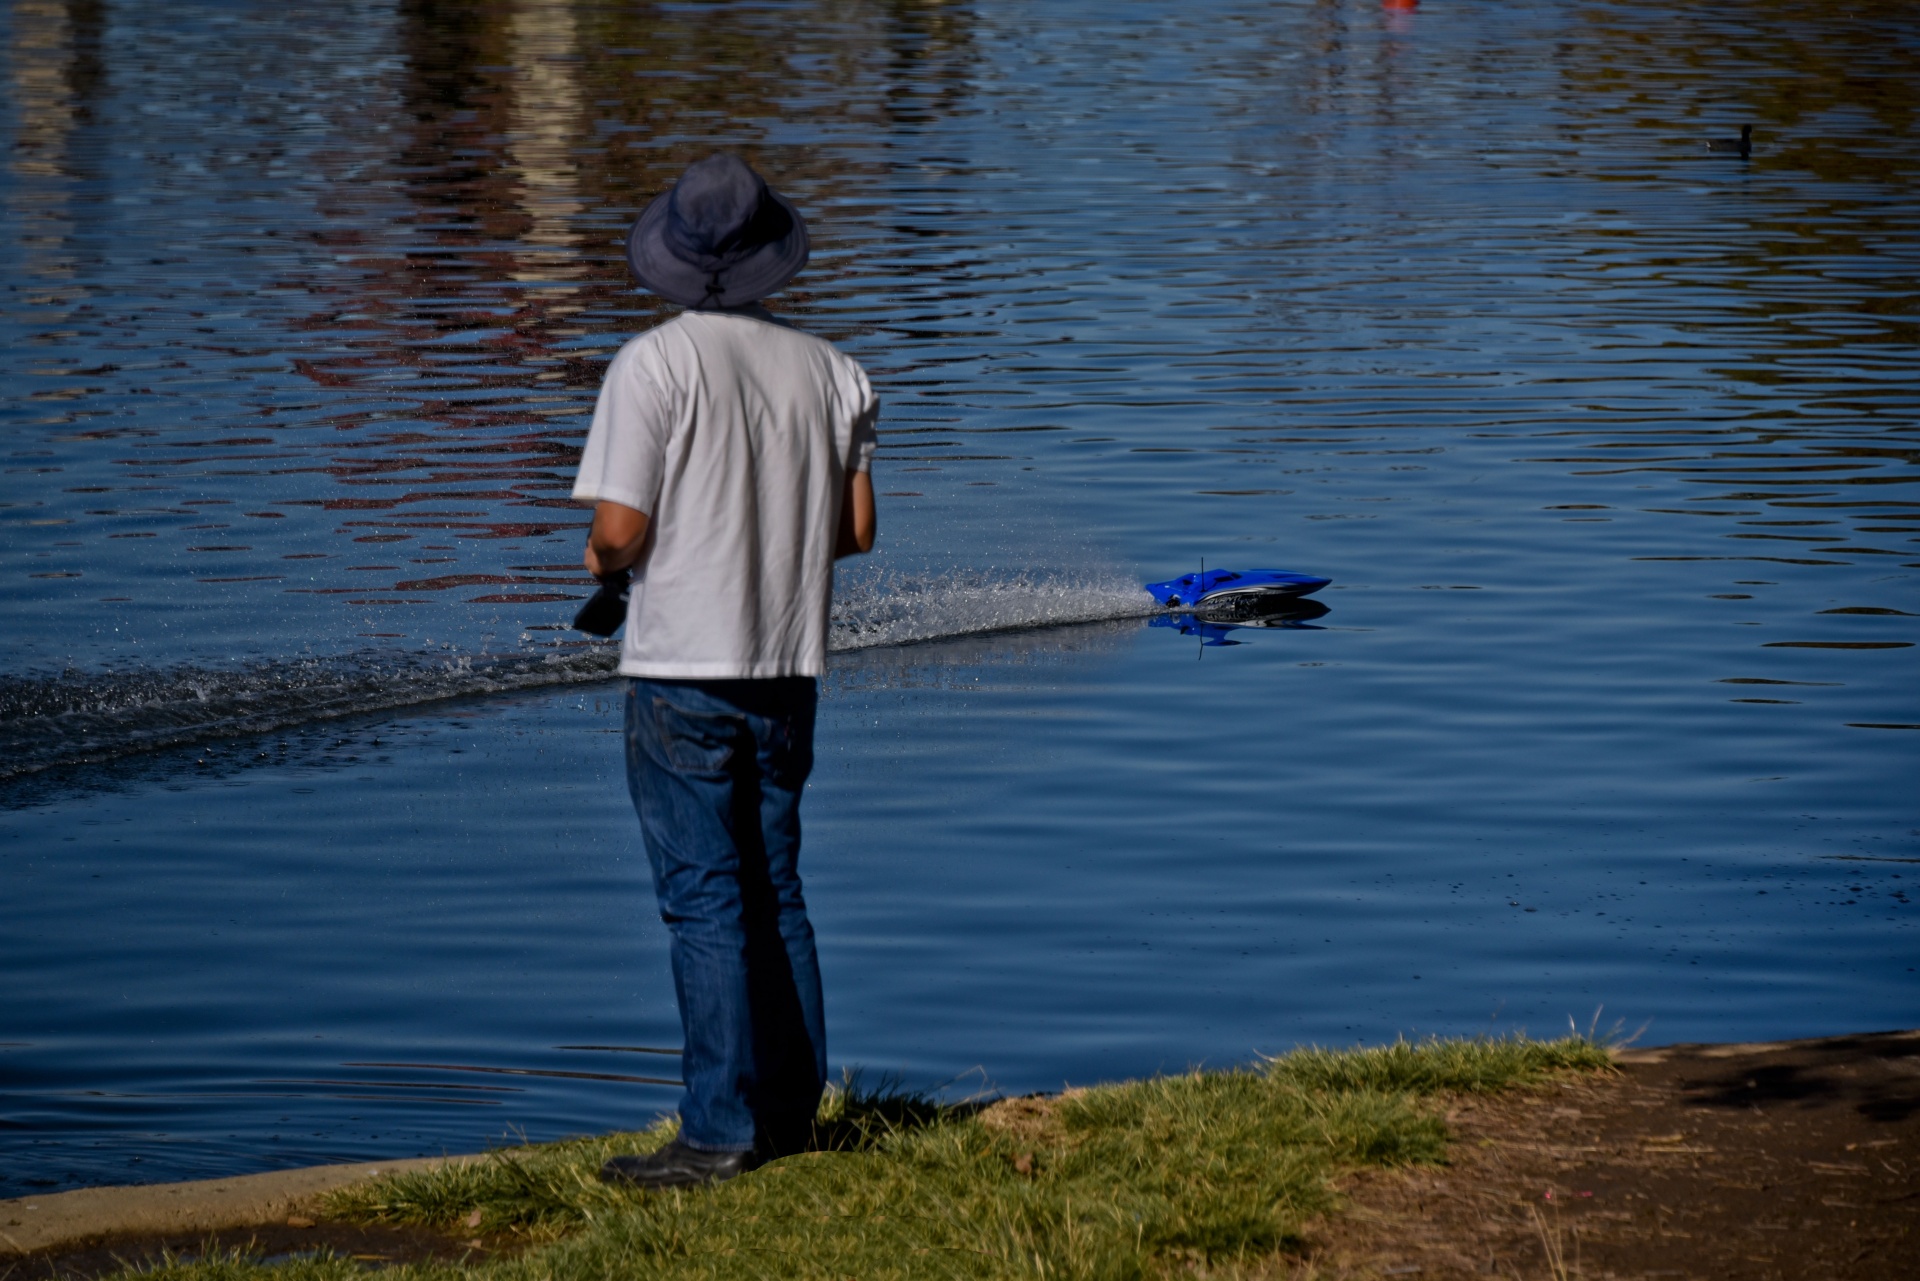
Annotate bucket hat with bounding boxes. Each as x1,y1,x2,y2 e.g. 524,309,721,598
625,154,809,308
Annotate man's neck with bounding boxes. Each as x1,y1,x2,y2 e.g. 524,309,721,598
694,301,774,319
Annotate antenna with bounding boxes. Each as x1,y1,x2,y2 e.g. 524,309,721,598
1197,555,1205,661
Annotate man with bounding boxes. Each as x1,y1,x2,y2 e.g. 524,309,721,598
572,153,877,1188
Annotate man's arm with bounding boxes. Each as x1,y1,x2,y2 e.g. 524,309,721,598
835,470,875,559
584,500,650,577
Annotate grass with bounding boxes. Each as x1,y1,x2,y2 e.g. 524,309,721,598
122,1035,1611,1281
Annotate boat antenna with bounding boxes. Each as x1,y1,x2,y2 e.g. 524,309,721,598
1197,555,1205,661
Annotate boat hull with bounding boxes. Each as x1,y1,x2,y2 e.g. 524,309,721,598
1143,568,1331,610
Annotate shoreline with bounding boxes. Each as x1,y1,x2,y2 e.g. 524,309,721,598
7,1029,1912,1275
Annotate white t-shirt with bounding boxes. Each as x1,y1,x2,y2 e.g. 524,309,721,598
571,307,878,679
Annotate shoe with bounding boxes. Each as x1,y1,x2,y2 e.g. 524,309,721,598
599,1137,756,1189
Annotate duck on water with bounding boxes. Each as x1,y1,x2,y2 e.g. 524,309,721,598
1708,124,1754,158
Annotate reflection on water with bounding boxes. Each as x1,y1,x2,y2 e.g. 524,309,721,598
6,0,104,279
503,0,586,268
2,0,1912,686
1150,598,1331,648
1,0,1915,1193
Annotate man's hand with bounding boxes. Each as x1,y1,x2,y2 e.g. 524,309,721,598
585,501,650,578
835,471,876,559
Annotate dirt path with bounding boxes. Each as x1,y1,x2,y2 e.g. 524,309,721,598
1298,1029,1920,1280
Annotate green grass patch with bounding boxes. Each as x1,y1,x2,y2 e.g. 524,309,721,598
1265,1031,1614,1096
123,1035,1609,1280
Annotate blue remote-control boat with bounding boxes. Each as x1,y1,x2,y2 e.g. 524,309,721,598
1143,567,1330,611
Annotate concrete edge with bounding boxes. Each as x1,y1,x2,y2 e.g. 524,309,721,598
0,1153,484,1256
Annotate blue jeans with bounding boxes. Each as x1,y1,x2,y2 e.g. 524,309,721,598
623,677,827,1153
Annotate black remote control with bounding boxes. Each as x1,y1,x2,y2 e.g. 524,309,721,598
573,570,631,636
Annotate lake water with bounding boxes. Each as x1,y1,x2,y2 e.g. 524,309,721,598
2,0,1915,1194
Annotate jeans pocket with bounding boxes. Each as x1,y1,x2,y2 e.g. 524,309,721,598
652,695,736,776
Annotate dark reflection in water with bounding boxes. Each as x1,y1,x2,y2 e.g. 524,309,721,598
3,0,988,674
4,0,1912,688
1150,597,1331,648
